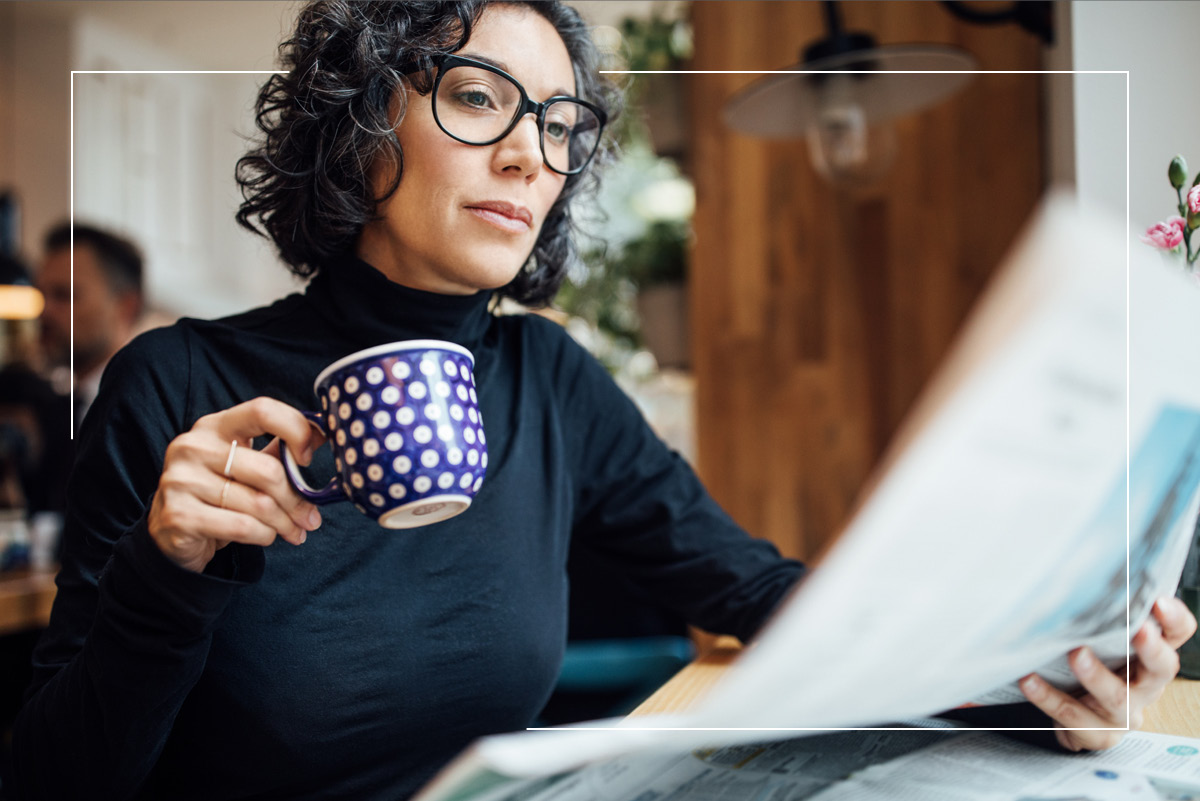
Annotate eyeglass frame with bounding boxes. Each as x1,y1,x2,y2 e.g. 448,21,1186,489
416,54,608,177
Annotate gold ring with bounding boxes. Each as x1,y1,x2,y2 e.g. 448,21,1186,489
223,439,239,478
219,478,233,510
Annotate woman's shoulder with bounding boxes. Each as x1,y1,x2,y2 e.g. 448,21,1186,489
505,309,592,361
189,290,312,338
501,311,625,403
114,292,310,365
110,322,191,372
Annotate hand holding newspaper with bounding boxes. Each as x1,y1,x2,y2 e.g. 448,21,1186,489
413,194,1200,801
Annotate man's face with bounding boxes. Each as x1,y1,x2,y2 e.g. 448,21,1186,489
37,245,124,375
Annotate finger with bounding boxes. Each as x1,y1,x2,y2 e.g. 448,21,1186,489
259,437,324,532
1021,668,1126,751
1131,619,1180,694
153,490,281,551
163,434,318,536
182,494,288,548
224,446,322,533
1020,670,1118,732
1153,596,1198,650
214,477,308,546
259,434,327,462
1067,647,1130,725
196,397,319,467
1054,727,1125,753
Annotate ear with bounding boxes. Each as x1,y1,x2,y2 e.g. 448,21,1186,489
117,290,143,327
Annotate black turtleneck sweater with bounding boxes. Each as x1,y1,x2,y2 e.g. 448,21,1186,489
11,256,804,801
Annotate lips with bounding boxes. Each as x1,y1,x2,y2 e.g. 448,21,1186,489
464,201,533,233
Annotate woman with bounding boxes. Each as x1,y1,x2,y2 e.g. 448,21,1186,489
12,2,1195,799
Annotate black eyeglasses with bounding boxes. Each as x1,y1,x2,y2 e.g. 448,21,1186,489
424,54,607,176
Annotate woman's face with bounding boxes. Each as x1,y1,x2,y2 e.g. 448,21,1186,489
358,4,575,295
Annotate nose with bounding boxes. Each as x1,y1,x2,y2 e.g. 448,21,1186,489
492,114,543,181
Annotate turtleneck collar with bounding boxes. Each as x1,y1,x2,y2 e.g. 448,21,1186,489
305,253,495,353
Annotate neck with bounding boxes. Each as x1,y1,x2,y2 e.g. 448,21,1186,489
304,252,496,355
355,229,479,297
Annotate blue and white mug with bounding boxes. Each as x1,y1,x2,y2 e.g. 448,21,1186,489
282,340,487,529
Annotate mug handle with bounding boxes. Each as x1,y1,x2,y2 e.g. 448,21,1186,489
281,411,345,504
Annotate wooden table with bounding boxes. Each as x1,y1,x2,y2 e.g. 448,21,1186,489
632,642,1200,738
0,567,57,636
1144,679,1200,737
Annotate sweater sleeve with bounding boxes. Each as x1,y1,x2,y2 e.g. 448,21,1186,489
10,327,265,801
533,324,1084,747
544,321,805,642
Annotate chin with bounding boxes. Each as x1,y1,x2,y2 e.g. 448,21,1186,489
457,255,527,292
478,269,524,293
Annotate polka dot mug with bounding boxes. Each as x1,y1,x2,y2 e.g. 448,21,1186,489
281,340,487,528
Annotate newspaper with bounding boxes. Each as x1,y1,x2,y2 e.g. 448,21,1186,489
416,729,1200,801
692,193,1200,727
413,724,962,801
812,729,1200,801
411,195,1200,798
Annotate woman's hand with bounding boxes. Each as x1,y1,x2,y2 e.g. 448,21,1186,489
148,397,325,573
1019,596,1198,751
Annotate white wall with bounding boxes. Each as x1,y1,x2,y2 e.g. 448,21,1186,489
4,1,302,319
8,12,73,266
1070,1,1200,228
68,15,303,317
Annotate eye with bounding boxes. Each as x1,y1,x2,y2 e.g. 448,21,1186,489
543,120,571,144
543,106,579,145
452,86,499,111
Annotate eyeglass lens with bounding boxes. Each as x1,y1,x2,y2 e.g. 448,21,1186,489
434,64,601,174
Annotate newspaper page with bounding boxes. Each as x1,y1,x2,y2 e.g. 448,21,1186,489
814,729,1200,801
414,725,961,801
417,728,1200,801
413,197,1200,796
689,194,1200,727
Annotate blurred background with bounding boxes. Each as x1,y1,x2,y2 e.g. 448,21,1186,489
0,0,1197,726
0,0,1185,560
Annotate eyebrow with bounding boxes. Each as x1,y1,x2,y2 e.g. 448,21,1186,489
459,51,575,98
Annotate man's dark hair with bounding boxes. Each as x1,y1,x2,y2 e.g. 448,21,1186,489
234,0,622,307
44,221,144,308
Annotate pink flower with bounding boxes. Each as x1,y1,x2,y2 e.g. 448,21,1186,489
1141,216,1186,249
1189,185,1200,215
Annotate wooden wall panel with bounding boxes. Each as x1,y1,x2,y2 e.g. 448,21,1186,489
688,2,1044,562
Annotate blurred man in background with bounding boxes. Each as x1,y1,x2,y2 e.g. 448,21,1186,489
36,222,144,431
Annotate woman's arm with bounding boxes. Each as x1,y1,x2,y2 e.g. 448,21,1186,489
9,331,321,800
547,320,804,642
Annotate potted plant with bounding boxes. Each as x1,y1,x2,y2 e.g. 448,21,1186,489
554,11,695,373
618,12,693,162
617,218,690,370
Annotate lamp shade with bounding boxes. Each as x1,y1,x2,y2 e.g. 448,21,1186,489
723,44,977,138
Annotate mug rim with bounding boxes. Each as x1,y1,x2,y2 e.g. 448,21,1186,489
313,339,475,395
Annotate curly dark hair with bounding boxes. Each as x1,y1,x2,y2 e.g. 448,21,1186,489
235,0,621,307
